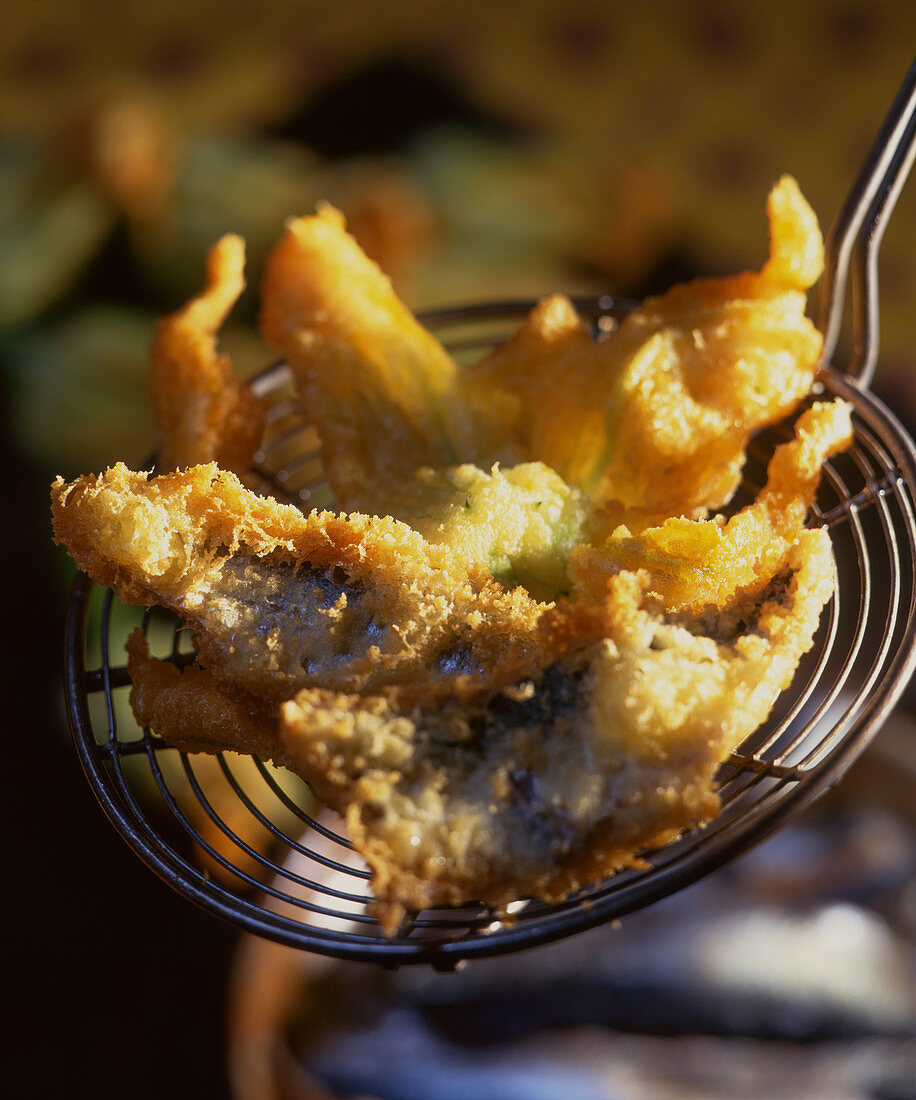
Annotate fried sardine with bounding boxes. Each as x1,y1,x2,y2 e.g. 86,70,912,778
280,530,837,929
51,463,553,703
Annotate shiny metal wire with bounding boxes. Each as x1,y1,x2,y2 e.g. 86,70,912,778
818,59,916,383
64,296,916,967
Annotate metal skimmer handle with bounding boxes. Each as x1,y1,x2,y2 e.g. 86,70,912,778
818,59,916,386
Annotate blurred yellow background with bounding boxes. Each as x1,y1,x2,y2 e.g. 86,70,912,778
2,0,914,477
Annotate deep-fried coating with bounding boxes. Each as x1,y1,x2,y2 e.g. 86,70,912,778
260,205,501,512
126,636,313,886
382,460,590,601
50,462,554,702
459,293,611,496
150,234,264,473
280,531,835,931
259,179,823,525
126,628,283,760
464,176,824,514
51,175,849,929
571,400,853,615
52,388,843,928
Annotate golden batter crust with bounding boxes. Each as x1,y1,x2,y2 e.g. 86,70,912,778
52,396,847,929
50,176,850,930
150,234,264,474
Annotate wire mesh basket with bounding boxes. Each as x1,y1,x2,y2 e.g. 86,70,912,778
64,296,916,968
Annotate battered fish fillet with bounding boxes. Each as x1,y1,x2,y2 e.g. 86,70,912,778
274,401,848,928
50,462,553,702
149,234,264,474
281,535,835,931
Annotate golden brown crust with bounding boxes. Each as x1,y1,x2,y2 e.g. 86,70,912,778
51,398,845,929
50,176,849,930
150,234,264,474
126,629,284,762
50,403,847,932
463,176,824,514
50,462,558,702
260,205,483,512
257,178,825,533
570,400,854,615
280,529,836,931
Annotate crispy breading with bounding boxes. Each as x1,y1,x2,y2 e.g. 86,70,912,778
50,462,554,701
150,234,264,473
260,204,502,512
464,176,824,514
381,460,591,602
280,529,835,931
126,628,283,760
571,400,853,615
126,634,314,886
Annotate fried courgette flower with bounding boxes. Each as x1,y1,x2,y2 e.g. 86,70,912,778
261,177,823,526
260,204,506,512
150,234,264,474
464,175,824,515
572,401,853,615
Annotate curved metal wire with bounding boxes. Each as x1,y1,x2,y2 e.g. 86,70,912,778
818,59,916,383
64,296,916,967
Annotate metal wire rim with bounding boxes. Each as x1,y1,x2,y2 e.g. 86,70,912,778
64,297,916,967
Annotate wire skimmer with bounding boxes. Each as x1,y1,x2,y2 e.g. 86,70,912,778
64,64,916,967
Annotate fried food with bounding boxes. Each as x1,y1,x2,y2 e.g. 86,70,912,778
52,389,846,928
571,400,853,615
281,531,835,930
260,177,823,530
50,462,556,702
51,175,849,929
260,204,503,513
126,628,283,759
255,176,828,606
150,234,264,473
463,176,824,514
381,460,590,601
